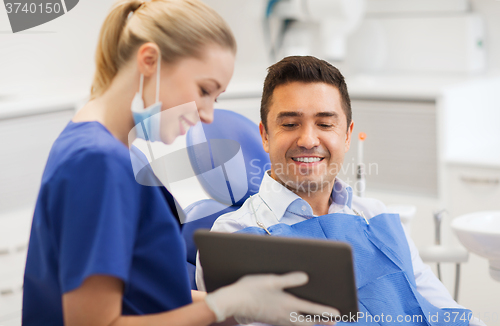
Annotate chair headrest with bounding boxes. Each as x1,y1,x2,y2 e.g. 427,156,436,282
186,109,270,206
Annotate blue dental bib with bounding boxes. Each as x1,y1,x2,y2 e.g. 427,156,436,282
237,213,470,326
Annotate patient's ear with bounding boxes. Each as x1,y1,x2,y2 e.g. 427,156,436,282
345,120,354,152
259,122,270,153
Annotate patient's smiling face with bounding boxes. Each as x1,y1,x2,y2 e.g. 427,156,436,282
259,81,354,196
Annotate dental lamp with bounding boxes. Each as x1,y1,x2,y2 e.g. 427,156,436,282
265,0,366,61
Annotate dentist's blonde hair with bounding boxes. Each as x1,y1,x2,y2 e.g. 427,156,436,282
90,0,236,99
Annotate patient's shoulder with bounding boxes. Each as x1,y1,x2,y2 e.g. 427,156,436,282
351,195,388,219
211,195,260,233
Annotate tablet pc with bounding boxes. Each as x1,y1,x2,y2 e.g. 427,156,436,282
194,229,358,319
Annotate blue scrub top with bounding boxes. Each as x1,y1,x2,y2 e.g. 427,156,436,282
23,121,192,325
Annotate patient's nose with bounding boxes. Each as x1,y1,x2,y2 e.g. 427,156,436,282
296,124,320,149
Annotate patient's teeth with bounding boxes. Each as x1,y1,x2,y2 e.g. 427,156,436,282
294,157,321,163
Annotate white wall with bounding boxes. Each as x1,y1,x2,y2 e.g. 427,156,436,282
201,0,271,83
1,0,500,96
0,0,115,97
203,0,500,78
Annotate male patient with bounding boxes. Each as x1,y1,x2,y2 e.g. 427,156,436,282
196,56,483,325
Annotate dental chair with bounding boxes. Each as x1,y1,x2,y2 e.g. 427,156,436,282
181,109,270,289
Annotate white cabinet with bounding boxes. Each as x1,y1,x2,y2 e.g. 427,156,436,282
340,99,438,197
443,163,500,249
446,163,500,218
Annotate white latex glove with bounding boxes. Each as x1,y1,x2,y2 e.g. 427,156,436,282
204,272,339,326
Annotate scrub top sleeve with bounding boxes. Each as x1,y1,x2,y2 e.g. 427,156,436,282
49,151,141,294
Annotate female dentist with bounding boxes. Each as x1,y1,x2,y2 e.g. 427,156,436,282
22,0,339,325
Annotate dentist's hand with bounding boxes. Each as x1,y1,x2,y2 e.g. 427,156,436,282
204,272,339,326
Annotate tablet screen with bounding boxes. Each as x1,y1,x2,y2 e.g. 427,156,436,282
195,230,358,319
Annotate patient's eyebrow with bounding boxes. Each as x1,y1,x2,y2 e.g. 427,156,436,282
276,111,303,120
276,111,340,121
316,111,339,119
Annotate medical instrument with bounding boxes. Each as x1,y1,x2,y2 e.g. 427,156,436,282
258,193,279,222
256,221,272,236
434,209,466,301
434,209,444,279
353,208,369,225
419,210,468,302
250,195,272,235
356,132,366,197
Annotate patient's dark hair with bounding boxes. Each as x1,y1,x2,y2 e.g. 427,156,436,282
260,55,351,131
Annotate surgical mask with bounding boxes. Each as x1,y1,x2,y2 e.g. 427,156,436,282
131,57,163,142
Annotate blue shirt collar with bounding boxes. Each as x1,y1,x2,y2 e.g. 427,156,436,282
258,170,353,221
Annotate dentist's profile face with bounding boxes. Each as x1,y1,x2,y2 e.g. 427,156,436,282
157,44,235,143
261,81,353,195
